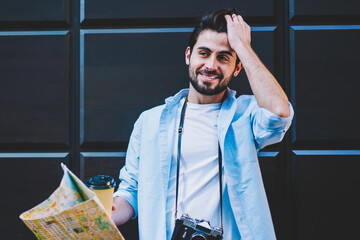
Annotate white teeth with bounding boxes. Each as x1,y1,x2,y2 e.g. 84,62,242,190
202,74,216,79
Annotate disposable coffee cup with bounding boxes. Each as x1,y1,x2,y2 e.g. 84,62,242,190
85,175,116,216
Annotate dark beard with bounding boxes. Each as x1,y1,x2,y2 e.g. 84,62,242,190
189,69,230,96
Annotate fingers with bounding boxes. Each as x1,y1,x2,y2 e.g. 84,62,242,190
232,14,240,23
225,14,240,24
226,14,249,25
231,15,251,31
224,14,233,24
224,14,252,46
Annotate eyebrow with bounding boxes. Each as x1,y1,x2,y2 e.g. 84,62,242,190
197,46,234,57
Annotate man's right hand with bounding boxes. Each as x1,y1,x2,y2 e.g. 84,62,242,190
224,14,251,52
111,197,135,226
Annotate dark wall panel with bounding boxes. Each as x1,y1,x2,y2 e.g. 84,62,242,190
80,152,125,184
0,31,71,149
0,0,70,24
258,152,286,239
80,29,190,148
0,153,69,239
290,0,360,19
82,0,275,23
292,150,360,240
290,26,360,148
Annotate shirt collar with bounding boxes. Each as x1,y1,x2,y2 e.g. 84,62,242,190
164,88,237,106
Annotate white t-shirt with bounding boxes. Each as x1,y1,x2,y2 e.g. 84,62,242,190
166,98,241,239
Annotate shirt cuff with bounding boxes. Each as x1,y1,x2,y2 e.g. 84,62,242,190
258,102,294,130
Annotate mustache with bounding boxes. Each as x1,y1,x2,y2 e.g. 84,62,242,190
196,69,223,79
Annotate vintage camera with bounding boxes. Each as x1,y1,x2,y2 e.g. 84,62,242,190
171,214,223,240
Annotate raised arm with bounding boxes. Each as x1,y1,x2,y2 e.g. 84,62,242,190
225,14,290,118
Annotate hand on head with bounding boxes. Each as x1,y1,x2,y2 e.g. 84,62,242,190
224,14,251,50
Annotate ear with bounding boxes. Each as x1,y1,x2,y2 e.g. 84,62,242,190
185,46,191,65
233,62,243,77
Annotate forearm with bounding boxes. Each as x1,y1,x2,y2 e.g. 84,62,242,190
111,196,135,226
236,43,290,117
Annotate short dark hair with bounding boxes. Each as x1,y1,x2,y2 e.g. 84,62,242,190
188,8,240,65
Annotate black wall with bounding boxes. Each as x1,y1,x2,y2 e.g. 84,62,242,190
1,0,359,239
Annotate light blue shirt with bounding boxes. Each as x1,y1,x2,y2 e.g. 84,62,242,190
114,88,294,240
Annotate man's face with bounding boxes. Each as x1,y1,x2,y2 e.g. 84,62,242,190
185,29,242,96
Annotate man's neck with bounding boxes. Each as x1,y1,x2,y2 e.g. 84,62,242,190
188,85,226,104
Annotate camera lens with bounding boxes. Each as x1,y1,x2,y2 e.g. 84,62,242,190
190,233,207,240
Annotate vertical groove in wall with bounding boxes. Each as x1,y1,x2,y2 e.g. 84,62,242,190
72,0,81,175
282,0,295,239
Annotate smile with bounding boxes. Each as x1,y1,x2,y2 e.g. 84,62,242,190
199,72,220,81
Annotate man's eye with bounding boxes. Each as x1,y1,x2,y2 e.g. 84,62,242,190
218,55,229,61
199,51,209,56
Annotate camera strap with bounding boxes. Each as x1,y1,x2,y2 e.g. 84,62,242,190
174,96,224,235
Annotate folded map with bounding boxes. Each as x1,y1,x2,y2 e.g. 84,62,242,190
19,163,125,240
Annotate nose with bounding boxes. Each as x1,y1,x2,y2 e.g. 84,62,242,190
204,55,218,71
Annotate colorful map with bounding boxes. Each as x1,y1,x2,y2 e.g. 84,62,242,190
20,164,125,240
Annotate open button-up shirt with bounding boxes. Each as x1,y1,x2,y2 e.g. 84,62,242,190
114,88,294,240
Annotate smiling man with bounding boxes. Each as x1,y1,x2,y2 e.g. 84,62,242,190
186,30,241,100
111,9,293,240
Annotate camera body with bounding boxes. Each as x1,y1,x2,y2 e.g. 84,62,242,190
171,214,222,240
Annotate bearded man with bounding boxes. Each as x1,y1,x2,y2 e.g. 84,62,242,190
111,8,294,240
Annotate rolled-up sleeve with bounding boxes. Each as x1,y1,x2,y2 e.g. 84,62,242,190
251,102,294,150
113,113,144,218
